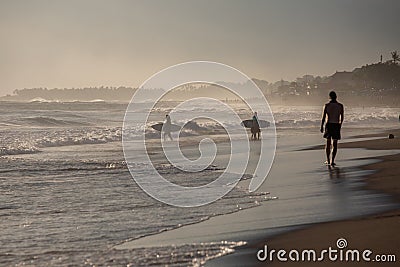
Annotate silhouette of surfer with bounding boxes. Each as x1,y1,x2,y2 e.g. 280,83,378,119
320,91,344,166
163,114,173,141
251,112,261,140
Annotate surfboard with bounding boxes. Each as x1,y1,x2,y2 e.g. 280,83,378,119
151,123,181,132
241,119,270,128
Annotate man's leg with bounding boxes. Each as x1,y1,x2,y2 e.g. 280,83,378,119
331,139,338,165
325,138,331,164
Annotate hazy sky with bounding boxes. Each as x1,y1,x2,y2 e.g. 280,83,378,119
0,0,399,95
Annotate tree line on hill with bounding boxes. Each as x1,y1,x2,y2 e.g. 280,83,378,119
1,51,399,105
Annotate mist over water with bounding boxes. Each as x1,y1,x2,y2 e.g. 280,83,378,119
1,101,398,156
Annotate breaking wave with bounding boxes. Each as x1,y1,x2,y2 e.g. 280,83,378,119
0,127,122,156
22,116,90,127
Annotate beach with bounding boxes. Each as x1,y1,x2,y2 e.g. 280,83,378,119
1,101,399,266
1,1,399,265
248,129,400,266
114,127,400,266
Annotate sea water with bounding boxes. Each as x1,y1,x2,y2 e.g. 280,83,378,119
0,101,399,266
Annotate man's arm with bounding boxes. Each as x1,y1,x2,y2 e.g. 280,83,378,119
340,104,344,125
320,105,327,133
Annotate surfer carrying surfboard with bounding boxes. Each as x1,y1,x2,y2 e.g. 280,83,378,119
251,112,261,140
163,114,173,141
320,91,344,166
241,115,269,139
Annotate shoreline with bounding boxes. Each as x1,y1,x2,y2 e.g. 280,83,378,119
113,128,399,266
230,129,400,266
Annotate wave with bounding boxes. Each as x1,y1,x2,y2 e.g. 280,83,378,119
274,114,399,128
25,98,123,104
88,99,106,103
0,146,40,156
0,127,122,156
0,122,22,127
1,105,399,156
29,97,60,103
69,99,107,103
22,116,90,127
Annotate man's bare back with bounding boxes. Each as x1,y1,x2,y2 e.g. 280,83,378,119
324,101,344,124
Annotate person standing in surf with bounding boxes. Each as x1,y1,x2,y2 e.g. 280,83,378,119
163,114,173,141
320,91,344,166
251,112,261,140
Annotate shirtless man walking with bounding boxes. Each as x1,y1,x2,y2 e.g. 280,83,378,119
320,91,344,166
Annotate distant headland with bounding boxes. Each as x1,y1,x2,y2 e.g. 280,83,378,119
1,52,399,106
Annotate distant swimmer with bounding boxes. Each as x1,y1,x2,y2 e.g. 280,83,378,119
320,91,344,166
163,114,173,141
251,112,261,140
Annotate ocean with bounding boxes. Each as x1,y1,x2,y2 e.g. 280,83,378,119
0,101,399,266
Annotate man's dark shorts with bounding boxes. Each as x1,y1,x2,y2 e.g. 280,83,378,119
323,123,341,140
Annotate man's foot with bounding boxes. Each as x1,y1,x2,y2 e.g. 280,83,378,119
331,162,336,166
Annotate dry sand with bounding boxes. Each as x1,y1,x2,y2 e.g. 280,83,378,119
255,129,400,266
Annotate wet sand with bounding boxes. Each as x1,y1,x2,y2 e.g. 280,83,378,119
116,130,399,267
255,129,400,266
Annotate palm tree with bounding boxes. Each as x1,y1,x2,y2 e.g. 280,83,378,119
391,50,399,65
